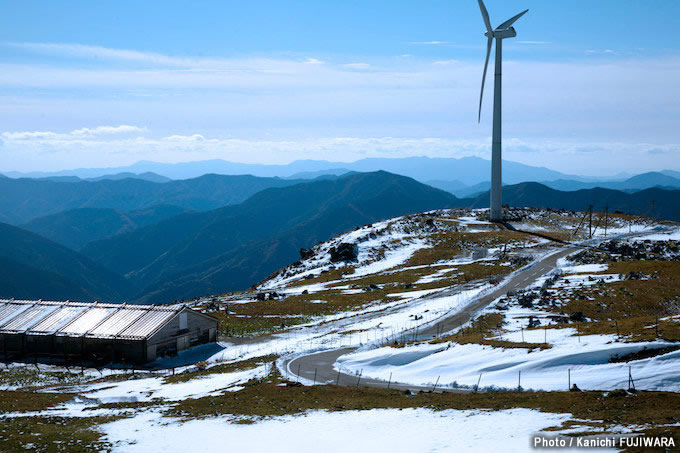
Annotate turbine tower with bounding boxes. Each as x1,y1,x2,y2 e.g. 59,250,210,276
477,0,528,221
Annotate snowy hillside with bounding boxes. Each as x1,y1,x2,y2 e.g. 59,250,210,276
1,207,679,450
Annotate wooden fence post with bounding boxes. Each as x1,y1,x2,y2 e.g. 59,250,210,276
432,376,440,392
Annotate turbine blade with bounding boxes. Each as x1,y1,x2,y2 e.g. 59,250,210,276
478,37,493,123
477,0,493,34
496,9,528,30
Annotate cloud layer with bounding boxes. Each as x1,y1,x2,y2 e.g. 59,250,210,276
1,42,679,175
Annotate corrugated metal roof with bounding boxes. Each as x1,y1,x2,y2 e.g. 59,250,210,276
58,307,116,336
0,303,33,327
118,309,176,339
0,299,193,341
29,306,87,334
86,308,147,338
1,305,59,332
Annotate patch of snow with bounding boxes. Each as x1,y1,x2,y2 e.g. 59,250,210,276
629,228,680,242
66,364,270,403
101,407,594,453
336,336,680,392
351,239,427,277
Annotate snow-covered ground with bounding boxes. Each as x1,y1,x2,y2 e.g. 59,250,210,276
1,210,677,451
334,230,680,392
101,407,611,453
78,364,270,403
630,229,680,242
335,331,680,392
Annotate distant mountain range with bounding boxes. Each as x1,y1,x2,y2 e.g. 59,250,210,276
2,156,588,185
7,157,678,198
34,171,172,184
0,222,132,302
0,174,305,224
469,182,680,221
1,169,679,304
81,171,459,303
429,171,680,198
21,205,190,250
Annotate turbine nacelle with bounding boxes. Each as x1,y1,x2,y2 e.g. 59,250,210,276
486,27,517,40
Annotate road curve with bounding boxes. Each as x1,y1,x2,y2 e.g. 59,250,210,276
286,245,579,391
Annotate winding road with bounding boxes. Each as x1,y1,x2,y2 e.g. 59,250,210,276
285,244,579,392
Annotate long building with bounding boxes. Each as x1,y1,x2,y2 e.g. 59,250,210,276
0,299,218,364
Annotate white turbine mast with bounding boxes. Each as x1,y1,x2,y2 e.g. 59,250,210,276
477,0,528,221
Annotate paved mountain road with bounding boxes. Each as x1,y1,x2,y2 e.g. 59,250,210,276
285,245,579,392
285,225,675,389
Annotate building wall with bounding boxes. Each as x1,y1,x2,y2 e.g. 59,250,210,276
147,310,217,359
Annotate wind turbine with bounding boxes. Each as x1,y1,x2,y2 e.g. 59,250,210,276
477,0,528,221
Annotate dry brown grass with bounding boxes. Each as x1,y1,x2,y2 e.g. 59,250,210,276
429,312,551,350
218,260,519,338
163,354,277,384
287,268,353,287
546,260,680,341
0,415,117,452
0,390,73,413
407,231,535,267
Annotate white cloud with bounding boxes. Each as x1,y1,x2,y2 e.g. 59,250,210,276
0,42,678,175
163,134,210,142
1,128,678,177
409,41,456,45
71,125,146,136
303,58,325,65
585,49,617,55
432,59,459,65
2,125,145,141
5,42,192,66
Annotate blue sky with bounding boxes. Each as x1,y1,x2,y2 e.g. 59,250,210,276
1,0,679,175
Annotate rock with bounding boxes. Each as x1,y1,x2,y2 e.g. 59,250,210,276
569,312,586,322
255,292,266,301
519,299,534,309
570,384,582,392
329,243,359,262
299,248,314,260
302,289,309,295
608,389,628,398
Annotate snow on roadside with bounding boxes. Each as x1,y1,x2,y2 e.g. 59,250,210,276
334,249,680,392
101,407,599,453
629,228,680,242
335,331,680,392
